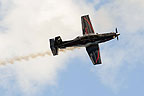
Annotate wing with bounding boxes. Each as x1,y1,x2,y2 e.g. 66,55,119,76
86,44,102,65
81,15,95,35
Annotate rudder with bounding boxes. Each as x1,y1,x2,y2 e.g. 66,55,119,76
49,39,58,56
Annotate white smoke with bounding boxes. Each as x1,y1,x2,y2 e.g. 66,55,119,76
0,47,80,66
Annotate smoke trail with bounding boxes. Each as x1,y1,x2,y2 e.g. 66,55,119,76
0,51,52,65
0,47,80,66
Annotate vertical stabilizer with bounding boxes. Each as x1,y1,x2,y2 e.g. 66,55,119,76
49,39,58,56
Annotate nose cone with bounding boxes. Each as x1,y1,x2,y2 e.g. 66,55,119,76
116,33,120,36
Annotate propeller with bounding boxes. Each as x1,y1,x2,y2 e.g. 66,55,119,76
115,28,119,40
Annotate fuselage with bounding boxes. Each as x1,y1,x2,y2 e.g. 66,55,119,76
57,32,120,49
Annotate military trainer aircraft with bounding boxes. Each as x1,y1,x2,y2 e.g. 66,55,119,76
49,15,120,65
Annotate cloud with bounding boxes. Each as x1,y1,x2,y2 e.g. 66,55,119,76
1,0,144,95
0,0,87,95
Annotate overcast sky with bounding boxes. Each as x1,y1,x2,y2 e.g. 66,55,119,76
0,0,144,96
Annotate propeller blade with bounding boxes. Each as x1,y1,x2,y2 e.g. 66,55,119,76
116,28,118,33
115,28,119,40
117,36,119,40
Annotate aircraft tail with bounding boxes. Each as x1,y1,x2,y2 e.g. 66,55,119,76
49,36,62,56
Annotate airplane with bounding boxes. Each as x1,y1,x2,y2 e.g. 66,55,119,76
49,15,120,65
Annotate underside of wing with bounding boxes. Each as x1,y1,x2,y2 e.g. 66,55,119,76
81,15,95,35
86,44,102,65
